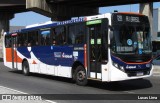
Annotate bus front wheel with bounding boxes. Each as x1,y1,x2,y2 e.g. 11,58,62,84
22,61,30,76
75,66,87,86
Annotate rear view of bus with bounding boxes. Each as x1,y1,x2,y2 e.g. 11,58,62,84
109,12,153,81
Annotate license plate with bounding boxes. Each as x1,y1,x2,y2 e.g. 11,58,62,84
137,72,144,76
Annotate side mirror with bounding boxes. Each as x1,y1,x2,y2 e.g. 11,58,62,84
110,31,113,40
109,26,114,39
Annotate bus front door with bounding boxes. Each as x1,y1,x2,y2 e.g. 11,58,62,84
88,24,103,79
11,34,18,69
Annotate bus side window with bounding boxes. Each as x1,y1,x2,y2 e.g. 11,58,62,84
40,29,51,46
68,25,76,44
55,27,66,45
28,32,33,46
20,33,27,47
5,35,11,48
17,34,21,47
68,23,85,45
32,31,39,46
75,23,85,44
18,33,25,47
52,28,56,45
26,31,38,47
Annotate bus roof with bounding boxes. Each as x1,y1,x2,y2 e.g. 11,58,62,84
6,17,85,35
6,12,145,35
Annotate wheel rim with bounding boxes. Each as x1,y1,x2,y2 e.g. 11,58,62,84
77,70,86,81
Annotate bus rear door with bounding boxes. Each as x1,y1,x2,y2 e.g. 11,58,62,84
11,33,18,69
87,19,108,80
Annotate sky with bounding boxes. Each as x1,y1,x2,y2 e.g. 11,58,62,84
10,2,160,26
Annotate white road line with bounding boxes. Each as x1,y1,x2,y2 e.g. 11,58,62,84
45,100,57,103
0,85,57,103
123,91,135,94
0,85,27,94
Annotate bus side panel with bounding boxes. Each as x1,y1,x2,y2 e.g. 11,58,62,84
5,48,13,69
14,48,23,70
5,48,12,61
30,46,74,78
12,45,84,78
5,48,12,69
56,66,72,78
101,63,110,81
4,48,22,70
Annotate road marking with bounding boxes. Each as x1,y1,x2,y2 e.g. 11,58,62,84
45,100,57,103
123,91,135,94
0,85,27,94
0,85,57,103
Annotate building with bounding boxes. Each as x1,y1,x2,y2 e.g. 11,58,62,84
10,26,25,32
153,8,160,41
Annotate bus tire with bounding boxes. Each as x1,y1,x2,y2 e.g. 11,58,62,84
75,66,87,86
22,61,30,76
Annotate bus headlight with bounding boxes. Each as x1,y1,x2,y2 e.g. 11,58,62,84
112,61,125,72
114,63,118,68
119,66,124,71
146,63,151,68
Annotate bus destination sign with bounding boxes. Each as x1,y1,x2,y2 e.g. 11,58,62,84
116,15,140,23
112,13,147,23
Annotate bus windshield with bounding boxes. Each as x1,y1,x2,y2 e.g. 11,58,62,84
111,23,152,55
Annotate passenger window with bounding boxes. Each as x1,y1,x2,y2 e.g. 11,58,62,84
28,31,39,46
40,30,51,46
54,27,66,45
68,25,76,44
21,33,28,46
18,33,27,47
5,35,11,48
75,23,85,44
68,23,85,44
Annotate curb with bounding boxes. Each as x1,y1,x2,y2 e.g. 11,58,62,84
153,65,160,75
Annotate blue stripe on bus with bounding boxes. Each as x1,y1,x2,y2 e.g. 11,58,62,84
17,45,85,67
17,47,31,58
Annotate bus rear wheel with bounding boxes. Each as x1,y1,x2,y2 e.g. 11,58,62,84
75,66,87,86
22,61,30,76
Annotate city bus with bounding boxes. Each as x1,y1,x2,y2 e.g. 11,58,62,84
3,12,153,86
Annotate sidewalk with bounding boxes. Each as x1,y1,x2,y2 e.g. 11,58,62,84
153,65,160,75
0,86,52,103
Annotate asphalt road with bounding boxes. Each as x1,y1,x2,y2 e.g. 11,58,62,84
0,62,160,103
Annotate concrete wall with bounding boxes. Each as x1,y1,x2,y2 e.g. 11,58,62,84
139,3,153,40
0,13,14,59
26,0,98,21
158,8,160,33
153,8,158,40
153,8,160,40
26,0,52,17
